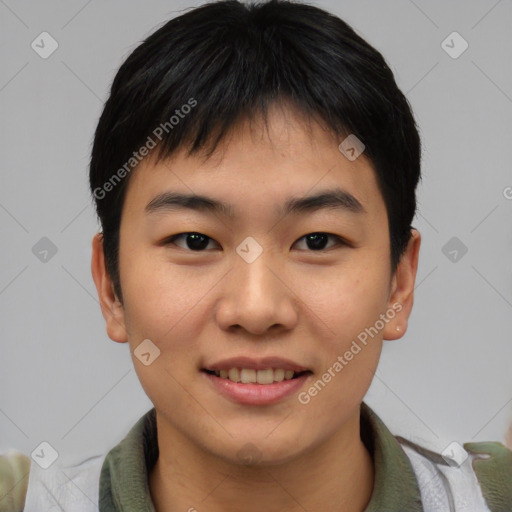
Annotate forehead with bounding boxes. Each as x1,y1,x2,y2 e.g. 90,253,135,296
121,106,386,224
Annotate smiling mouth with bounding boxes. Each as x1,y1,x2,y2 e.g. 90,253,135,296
202,368,312,385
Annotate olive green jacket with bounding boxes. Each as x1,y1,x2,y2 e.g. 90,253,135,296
5,403,512,511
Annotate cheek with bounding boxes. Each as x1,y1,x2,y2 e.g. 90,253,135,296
294,263,389,341
121,251,219,359
121,256,209,409
122,250,196,322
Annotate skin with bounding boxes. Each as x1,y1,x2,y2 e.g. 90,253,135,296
91,102,421,512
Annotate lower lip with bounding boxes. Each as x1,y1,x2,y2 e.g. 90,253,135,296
203,371,311,405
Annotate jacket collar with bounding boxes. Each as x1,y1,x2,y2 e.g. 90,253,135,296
360,402,423,511
99,402,423,511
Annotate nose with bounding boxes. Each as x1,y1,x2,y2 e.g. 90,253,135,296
215,249,299,337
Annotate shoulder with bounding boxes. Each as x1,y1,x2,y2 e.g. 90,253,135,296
396,436,512,512
22,452,106,512
463,441,512,511
0,450,31,512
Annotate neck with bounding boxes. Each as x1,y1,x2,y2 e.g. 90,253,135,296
149,408,374,512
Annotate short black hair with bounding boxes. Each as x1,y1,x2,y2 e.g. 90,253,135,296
89,0,421,304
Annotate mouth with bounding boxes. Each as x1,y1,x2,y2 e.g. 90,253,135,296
201,359,313,405
201,356,313,405
202,367,311,385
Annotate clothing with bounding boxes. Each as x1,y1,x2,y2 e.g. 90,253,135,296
17,402,512,511
0,450,31,512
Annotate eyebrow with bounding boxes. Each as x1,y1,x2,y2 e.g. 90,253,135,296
144,187,366,218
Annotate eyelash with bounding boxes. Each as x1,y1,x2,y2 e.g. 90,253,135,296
163,232,348,252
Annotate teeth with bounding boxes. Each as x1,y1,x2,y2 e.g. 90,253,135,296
240,369,256,383
274,369,285,382
256,368,273,384
228,368,240,382
212,368,302,384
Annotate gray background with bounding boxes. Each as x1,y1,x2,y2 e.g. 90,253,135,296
1,0,511,466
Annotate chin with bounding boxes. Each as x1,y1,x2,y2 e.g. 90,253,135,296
223,431,313,468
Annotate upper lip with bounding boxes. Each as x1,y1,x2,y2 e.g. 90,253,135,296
203,356,310,372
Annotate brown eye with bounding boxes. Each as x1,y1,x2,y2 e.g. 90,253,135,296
293,232,346,251
165,232,220,251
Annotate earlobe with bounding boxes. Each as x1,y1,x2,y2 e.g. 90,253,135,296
91,232,128,343
383,229,421,341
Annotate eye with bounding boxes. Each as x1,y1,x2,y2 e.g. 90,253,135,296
164,232,220,251
163,231,348,252
293,232,346,251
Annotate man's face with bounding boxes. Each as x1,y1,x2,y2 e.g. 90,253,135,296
93,104,418,465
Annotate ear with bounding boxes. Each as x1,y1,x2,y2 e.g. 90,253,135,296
91,232,128,343
383,229,421,340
